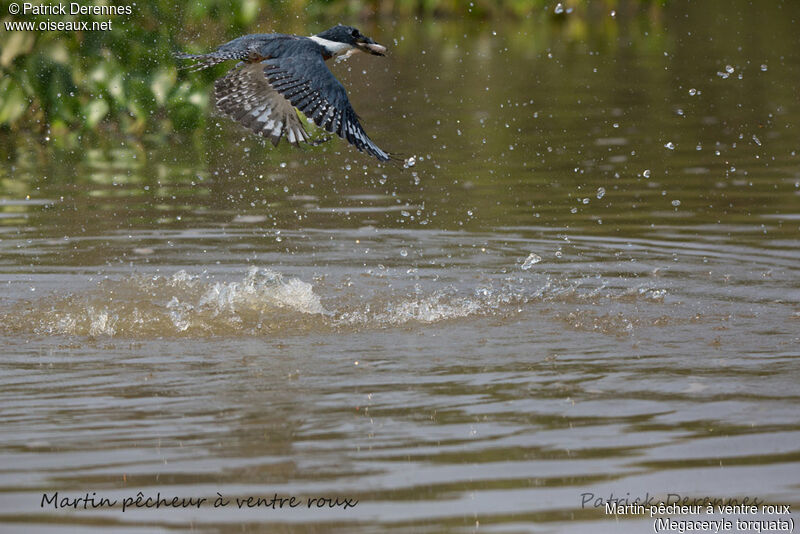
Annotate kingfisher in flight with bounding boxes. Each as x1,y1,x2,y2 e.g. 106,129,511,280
177,25,393,162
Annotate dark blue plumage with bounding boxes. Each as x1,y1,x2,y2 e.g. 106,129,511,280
176,25,391,162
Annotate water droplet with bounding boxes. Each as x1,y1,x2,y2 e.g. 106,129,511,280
752,134,762,147
689,88,697,96
554,2,564,14
725,64,735,74
404,156,416,168
596,187,606,199
521,253,542,270
671,199,681,207
400,249,408,257
664,142,675,150
643,169,651,178
760,64,768,72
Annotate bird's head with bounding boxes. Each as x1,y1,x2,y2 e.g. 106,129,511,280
315,25,387,56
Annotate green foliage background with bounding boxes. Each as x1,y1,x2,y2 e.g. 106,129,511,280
0,0,630,140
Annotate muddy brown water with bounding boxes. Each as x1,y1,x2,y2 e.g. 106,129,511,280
1,2,798,532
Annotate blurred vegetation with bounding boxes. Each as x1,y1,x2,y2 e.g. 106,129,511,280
0,0,649,142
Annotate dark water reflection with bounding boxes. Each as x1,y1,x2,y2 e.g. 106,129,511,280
1,2,799,532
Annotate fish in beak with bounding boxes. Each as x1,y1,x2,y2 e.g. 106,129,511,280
357,37,387,56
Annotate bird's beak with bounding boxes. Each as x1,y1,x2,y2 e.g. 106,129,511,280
357,37,387,56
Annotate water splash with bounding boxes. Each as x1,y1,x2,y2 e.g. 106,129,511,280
520,253,542,270
1,268,671,339
2,268,326,338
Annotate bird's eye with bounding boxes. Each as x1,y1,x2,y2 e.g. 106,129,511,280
351,29,359,37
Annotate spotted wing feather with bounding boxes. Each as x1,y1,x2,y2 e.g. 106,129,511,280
213,63,311,147
261,55,390,162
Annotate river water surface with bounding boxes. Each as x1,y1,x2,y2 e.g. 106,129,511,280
1,2,799,533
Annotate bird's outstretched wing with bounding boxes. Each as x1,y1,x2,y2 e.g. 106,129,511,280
214,62,313,147
260,54,390,161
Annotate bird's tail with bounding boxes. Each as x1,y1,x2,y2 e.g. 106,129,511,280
174,51,241,72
